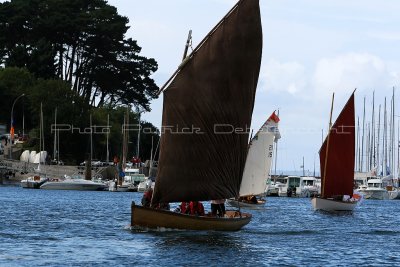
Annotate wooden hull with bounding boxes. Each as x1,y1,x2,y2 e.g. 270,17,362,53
131,202,251,231
311,197,357,212
226,199,266,209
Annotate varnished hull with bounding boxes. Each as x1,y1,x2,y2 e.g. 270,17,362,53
226,199,266,209
131,202,251,231
311,197,357,212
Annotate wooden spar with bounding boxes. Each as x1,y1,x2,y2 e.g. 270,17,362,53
321,93,335,198
182,30,192,61
157,0,243,95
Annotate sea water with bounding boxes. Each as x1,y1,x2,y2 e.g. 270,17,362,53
0,186,399,266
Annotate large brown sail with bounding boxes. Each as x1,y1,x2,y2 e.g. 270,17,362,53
320,93,355,198
152,0,262,204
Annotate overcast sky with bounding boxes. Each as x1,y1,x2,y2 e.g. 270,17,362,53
106,0,400,174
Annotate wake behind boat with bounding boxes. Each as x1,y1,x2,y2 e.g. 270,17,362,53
131,0,262,231
312,91,361,212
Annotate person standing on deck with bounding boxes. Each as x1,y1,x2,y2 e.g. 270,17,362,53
189,201,205,216
211,199,226,217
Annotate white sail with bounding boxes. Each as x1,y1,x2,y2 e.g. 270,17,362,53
20,150,30,162
29,151,37,163
239,112,281,197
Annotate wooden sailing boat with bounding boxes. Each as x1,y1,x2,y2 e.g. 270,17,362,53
227,111,281,209
311,91,361,211
131,0,262,231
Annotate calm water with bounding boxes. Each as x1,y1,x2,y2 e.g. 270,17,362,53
0,186,399,266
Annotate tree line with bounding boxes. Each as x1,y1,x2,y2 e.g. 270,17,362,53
0,0,160,164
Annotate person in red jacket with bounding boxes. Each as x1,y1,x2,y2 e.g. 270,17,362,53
173,202,189,214
141,188,153,207
189,201,205,216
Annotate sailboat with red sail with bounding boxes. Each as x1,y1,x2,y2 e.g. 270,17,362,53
130,0,262,231
311,91,362,211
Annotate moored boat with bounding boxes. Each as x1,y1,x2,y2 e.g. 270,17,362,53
21,175,49,189
40,176,107,191
358,178,389,200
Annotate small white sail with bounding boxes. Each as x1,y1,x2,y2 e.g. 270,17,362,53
29,151,37,163
20,150,30,162
239,112,280,197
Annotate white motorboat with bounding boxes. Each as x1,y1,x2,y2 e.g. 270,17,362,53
358,178,389,200
137,177,154,192
300,176,320,197
109,168,146,192
387,186,400,200
40,176,107,191
276,176,320,197
21,175,49,189
265,180,282,196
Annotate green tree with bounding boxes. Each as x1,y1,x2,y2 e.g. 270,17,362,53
0,0,159,111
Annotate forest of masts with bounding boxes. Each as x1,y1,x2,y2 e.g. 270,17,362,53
356,88,399,181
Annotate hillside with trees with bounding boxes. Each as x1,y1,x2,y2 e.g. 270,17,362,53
0,0,160,164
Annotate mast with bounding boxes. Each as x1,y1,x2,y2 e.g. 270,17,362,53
38,103,43,171
136,109,140,159
274,109,280,178
90,114,93,163
361,96,366,172
157,0,245,95
371,91,375,170
22,99,25,138
389,93,393,175
384,98,387,176
122,107,129,170
182,30,192,61
57,125,60,164
322,93,335,198
150,136,154,176
106,114,110,163
313,154,316,177
85,114,92,180
366,123,370,170
397,120,399,182
53,108,57,161
377,105,381,176
392,87,395,177
41,104,44,160
356,117,360,171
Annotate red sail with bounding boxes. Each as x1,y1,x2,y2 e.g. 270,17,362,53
320,93,355,198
